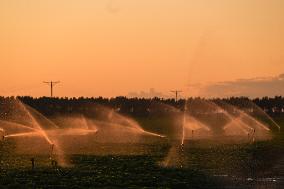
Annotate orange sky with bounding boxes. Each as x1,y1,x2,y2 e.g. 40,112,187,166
0,0,283,97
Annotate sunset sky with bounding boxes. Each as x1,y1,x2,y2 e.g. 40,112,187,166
0,0,283,98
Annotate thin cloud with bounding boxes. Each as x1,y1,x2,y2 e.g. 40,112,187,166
197,74,284,98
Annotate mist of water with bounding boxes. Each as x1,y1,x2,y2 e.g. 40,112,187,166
161,98,274,168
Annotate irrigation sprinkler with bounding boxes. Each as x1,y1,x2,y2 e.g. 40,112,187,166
49,143,59,168
50,143,55,159
247,132,250,141
31,158,35,170
0,128,5,141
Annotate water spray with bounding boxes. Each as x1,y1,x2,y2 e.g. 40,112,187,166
249,101,281,132
181,105,187,147
17,101,54,145
141,130,166,138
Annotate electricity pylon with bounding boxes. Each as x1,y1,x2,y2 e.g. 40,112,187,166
43,81,60,97
170,90,182,102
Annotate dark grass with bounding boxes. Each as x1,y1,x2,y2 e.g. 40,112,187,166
0,155,220,189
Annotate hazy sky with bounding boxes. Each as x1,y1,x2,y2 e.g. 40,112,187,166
0,0,283,97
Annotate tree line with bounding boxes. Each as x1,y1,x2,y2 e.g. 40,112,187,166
0,96,283,118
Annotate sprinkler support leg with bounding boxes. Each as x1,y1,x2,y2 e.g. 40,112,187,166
31,158,35,170
50,144,55,159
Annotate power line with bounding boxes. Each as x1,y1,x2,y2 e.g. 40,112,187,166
170,90,182,102
43,81,60,97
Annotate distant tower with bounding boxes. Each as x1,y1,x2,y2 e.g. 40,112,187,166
43,81,60,97
170,90,182,102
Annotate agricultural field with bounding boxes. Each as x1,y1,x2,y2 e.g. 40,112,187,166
0,121,283,189
0,98,283,188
